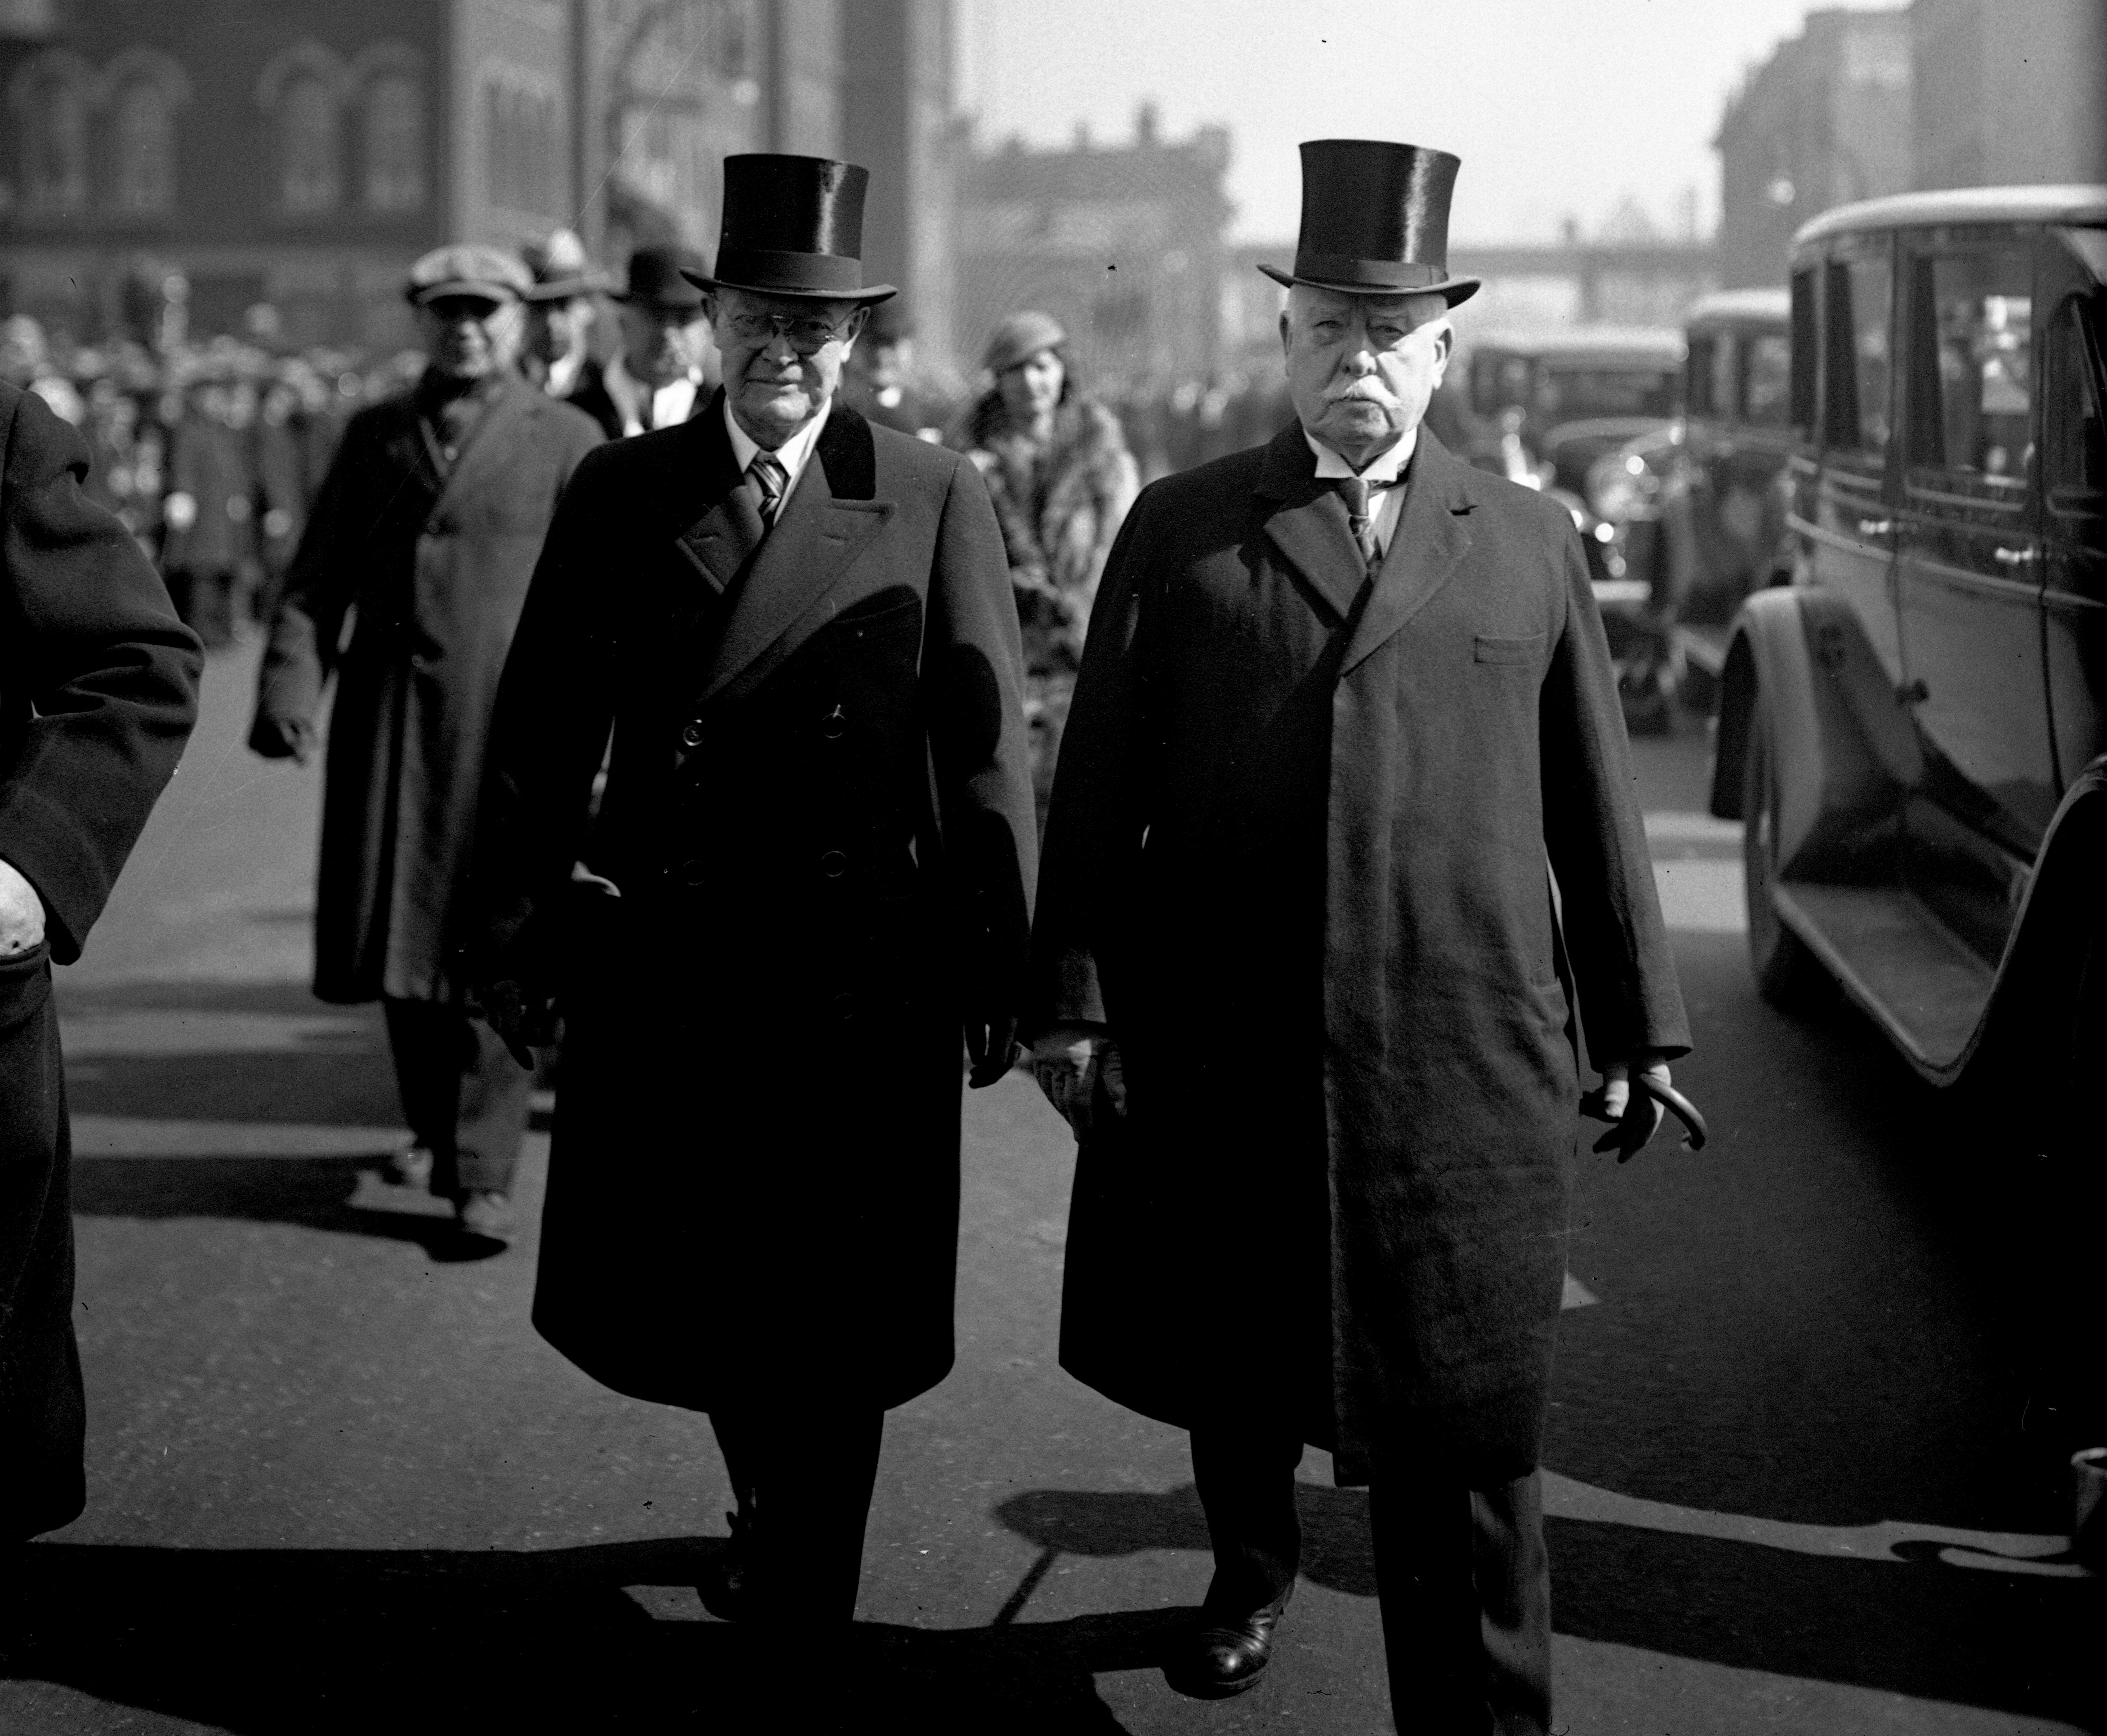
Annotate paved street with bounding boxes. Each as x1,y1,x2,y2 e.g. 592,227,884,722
2,638,2099,1735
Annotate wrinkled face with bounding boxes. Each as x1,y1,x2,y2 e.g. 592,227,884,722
526,295,597,367
618,300,711,387
417,296,521,380
1281,287,1451,458
709,288,866,447
998,348,1065,423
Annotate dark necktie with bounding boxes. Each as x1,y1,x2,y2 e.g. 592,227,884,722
748,451,788,527
1336,476,1380,569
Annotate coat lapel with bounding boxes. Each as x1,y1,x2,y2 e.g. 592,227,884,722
1341,430,1475,674
1255,425,1366,624
695,409,894,708
671,397,764,596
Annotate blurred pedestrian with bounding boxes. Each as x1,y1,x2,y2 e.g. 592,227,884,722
248,245,602,1246
567,245,715,439
520,228,607,406
473,154,1035,1637
0,378,201,1544
840,301,947,440
252,367,310,624
957,311,1138,825
1026,141,1691,1732
161,365,256,648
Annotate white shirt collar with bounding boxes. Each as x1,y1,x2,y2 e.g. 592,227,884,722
723,393,832,504
605,354,701,435
1303,423,1417,485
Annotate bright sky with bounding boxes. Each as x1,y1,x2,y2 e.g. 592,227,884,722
954,0,1889,243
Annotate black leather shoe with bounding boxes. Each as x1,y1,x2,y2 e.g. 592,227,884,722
1169,1591,1291,1698
697,1508,755,1621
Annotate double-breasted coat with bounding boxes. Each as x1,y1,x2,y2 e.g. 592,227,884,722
474,396,1037,1413
254,373,601,1004
0,381,200,1537
1029,424,1689,1484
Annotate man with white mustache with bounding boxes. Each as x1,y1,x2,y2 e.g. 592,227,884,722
1026,141,1691,1731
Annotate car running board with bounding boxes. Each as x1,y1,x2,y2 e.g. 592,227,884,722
1771,882,1993,1076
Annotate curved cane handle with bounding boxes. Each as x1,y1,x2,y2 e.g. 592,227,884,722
1636,1073,1709,1151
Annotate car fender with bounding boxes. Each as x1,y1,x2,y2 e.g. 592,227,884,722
1709,587,1911,878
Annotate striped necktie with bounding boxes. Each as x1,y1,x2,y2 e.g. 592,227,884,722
1336,476,1380,569
748,451,788,527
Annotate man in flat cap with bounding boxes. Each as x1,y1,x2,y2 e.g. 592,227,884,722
1027,140,1693,1730
250,245,602,1245
473,153,1035,1634
565,245,717,441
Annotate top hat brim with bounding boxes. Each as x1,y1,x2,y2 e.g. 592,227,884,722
1257,262,1479,308
679,267,896,306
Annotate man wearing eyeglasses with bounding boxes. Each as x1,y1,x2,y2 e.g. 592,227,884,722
473,155,1035,1638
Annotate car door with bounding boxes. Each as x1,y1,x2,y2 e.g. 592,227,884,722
1891,223,2058,964
1801,236,1906,690
2038,227,2107,795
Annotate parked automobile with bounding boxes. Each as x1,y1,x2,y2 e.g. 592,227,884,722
1710,186,2107,1122
1461,328,1686,729
1589,289,1795,722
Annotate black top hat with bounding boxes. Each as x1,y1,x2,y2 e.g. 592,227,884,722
1259,140,1479,307
681,155,897,305
616,245,711,313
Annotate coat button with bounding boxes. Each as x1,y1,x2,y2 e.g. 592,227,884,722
680,858,707,886
820,704,846,739
680,721,704,748
820,850,848,878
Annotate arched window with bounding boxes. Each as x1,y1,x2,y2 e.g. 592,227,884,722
257,45,347,218
363,72,424,212
111,80,175,214
9,51,92,214
282,76,340,212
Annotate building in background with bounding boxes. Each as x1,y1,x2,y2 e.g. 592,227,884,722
0,0,959,364
1911,0,2107,190
956,104,1232,389
1714,6,1914,289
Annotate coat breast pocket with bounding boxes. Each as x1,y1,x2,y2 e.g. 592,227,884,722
1472,632,1545,667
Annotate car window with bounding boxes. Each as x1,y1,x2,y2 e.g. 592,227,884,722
1907,247,2032,489
2043,296,2104,503
1825,253,1892,454
1709,337,1736,421
1686,335,1717,416
1790,268,1818,434
1744,333,1791,427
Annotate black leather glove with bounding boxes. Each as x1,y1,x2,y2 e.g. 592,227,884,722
249,713,315,765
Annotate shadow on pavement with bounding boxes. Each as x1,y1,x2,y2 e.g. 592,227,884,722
68,1156,505,1262
2,1539,1170,1733
996,1480,1378,1597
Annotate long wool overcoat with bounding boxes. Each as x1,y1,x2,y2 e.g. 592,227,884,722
474,396,1037,1413
1029,424,1689,1485
0,382,200,1537
254,374,601,1003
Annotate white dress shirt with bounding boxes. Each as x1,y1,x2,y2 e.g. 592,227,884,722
605,354,702,436
1304,424,1416,560
723,394,832,514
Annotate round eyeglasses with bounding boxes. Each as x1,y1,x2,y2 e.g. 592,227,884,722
719,312,857,354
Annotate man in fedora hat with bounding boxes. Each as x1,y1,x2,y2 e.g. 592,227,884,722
250,244,603,1246
566,244,717,440
1026,140,1692,1729
519,228,607,401
473,154,1035,1632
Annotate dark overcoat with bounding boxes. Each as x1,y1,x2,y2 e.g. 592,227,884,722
0,381,200,1537
254,373,601,1004
474,395,1037,1413
1029,425,1689,1485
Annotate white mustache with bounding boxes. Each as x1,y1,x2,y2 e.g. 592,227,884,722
1325,386,1397,404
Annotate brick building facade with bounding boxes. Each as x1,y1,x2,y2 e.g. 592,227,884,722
0,0,958,361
